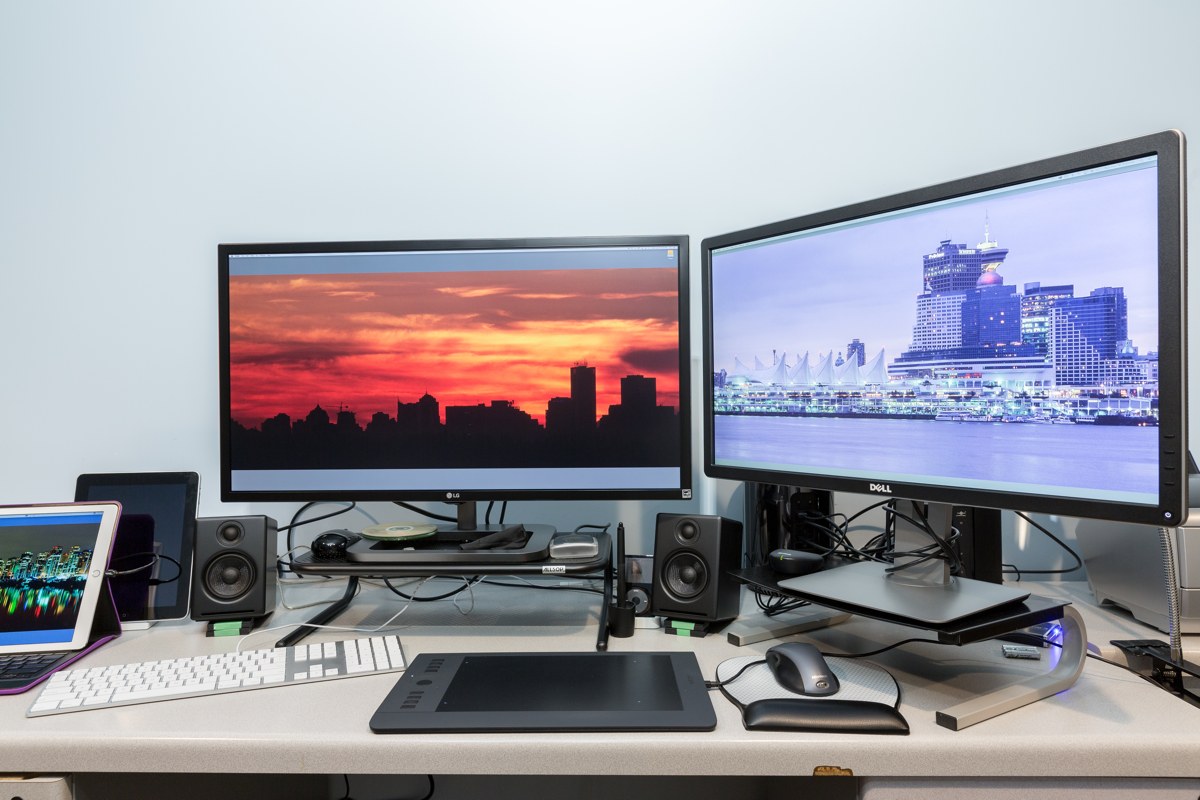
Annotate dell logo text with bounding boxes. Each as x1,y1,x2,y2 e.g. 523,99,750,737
868,483,893,494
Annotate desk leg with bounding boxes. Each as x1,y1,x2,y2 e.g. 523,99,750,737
596,562,612,651
935,604,1087,730
276,576,360,648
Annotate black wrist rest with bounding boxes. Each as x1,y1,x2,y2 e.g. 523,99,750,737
742,698,909,734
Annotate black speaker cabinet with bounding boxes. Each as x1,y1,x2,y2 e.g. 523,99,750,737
651,513,743,623
190,515,278,622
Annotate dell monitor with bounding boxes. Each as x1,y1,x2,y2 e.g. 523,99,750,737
702,130,1187,621
219,235,691,535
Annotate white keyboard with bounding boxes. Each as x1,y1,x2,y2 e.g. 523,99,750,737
26,635,406,717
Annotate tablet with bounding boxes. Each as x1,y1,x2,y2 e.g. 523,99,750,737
0,502,120,654
74,472,199,622
370,651,717,733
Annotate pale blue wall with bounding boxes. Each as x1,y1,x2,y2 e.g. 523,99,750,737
2,1,1198,557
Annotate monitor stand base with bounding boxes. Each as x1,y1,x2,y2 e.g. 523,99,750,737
725,606,852,647
935,604,1086,730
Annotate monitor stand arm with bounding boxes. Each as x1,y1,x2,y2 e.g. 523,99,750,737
935,604,1087,730
276,576,360,649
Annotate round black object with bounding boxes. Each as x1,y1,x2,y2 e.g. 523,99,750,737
217,521,244,545
674,519,700,545
663,551,708,600
311,530,355,560
767,548,825,576
203,552,255,600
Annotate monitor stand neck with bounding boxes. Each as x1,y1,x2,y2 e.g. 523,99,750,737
455,501,481,532
892,500,953,586
438,500,528,541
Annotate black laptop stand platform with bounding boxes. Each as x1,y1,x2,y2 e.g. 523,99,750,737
288,533,613,651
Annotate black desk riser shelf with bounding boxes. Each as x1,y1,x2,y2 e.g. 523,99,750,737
287,532,614,650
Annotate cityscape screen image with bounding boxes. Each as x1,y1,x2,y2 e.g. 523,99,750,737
705,137,1186,525
220,239,691,501
0,514,98,647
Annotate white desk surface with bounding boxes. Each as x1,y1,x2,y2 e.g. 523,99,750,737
2,576,1197,779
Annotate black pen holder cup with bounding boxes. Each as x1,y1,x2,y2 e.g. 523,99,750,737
608,603,636,638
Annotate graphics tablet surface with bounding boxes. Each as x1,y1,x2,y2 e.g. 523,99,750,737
371,651,716,733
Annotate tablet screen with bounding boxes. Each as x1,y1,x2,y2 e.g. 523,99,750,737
0,504,119,653
75,472,198,622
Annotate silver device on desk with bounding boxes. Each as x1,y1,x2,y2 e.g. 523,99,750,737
1076,470,1200,634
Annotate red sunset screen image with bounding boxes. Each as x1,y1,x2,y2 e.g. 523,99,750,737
226,264,683,472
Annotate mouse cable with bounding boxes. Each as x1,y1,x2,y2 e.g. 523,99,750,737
340,773,435,800
829,636,961,660
705,658,766,690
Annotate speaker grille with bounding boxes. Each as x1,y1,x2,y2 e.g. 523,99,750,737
202,552,256,601
662,551,708,600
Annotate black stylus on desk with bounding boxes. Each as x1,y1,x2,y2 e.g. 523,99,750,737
609,522,635,637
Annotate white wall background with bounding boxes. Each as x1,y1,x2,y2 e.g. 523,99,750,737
2,0,1198,559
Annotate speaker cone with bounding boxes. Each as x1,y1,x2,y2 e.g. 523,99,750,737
203,552,255,601
663,551,708,600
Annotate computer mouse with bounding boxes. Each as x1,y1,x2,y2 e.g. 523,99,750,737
765,642,840,697
767,548,824,576
311,529,359,560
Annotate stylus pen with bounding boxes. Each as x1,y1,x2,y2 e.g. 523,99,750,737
616,522,627,606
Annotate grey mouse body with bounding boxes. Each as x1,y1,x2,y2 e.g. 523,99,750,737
765,642,840,697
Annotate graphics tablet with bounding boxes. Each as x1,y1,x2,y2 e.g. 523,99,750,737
370,651,716,733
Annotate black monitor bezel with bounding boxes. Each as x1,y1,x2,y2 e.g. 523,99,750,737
701,130,1187,527
218,234,693,504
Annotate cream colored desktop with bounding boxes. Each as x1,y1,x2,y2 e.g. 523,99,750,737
1,572,1197,800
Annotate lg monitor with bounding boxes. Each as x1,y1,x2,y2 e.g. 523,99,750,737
219,235,691,534
702,130,1187,621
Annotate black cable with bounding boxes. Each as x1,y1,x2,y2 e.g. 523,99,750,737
706,658,766,689
104,552,183,584
282,502,358,555
394,501,456,523
481,577,606,596
750,586,810,617
833,636,957,659
383,575,482,601
882,501,966,576
1004,511,1085,577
